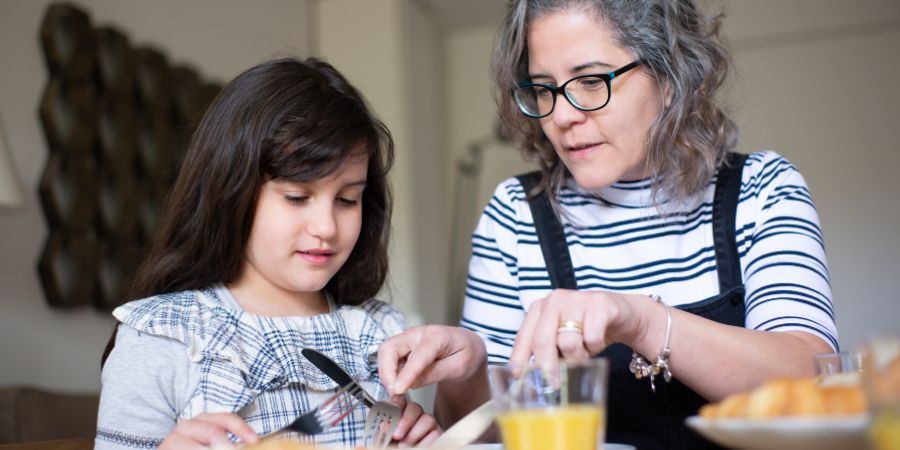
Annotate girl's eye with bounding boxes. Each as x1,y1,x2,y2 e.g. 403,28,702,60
338,197,360,206
284,195,308,204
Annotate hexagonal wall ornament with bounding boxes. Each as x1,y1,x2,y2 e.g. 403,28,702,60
36,3,219,310
40,3,97,80
38,232,99,307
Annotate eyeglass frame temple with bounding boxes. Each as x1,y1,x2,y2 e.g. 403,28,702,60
514,60,641,118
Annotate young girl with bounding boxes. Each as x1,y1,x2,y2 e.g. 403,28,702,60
95,57,441,449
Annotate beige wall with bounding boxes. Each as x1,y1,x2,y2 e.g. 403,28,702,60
1,0,897,399
722,0,900,349
315,0,449,327
0,0,310,392
442,0,900,348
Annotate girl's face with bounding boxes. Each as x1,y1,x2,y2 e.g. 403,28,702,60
527,9,664,189
235,154,368,313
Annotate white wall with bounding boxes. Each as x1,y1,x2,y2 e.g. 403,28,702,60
442,1,900,349
0,0,310,393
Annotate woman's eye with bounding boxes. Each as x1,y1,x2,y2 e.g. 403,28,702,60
338,197,360,206
578,77,605,90
534,86,553,97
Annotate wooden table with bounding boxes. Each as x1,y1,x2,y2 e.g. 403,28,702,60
0,437,93,450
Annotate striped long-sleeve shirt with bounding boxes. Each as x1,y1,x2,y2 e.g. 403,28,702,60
461,150,837,362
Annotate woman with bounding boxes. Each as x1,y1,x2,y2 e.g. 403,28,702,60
379,1,836,448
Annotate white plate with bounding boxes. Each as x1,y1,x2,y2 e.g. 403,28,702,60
685,415,870,450
459,444,634,450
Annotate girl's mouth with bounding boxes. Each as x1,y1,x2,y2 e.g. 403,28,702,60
298,250,334,265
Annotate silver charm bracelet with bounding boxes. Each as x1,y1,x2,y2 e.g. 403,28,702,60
628,294,672,392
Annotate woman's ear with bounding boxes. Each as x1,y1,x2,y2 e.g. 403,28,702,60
663,81,673,108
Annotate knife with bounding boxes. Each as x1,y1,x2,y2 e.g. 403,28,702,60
429,399,497,448
301,348,375,408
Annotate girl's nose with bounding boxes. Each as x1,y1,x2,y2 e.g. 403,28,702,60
307,204,337,240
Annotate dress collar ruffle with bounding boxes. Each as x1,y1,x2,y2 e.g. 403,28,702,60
113,286,393,394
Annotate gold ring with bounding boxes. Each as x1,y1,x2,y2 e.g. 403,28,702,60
557,319,583,334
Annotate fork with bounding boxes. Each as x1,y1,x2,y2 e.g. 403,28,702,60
362,399,402,448
263,382,365,441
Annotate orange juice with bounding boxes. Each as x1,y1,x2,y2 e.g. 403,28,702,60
871,408,900,450
497,405,605,450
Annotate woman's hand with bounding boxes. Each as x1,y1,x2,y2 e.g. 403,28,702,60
378,325,487,396
158,412,258,450
508,289,653,368
389,397,443,448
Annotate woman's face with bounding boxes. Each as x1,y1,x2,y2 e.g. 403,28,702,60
527,9,664,189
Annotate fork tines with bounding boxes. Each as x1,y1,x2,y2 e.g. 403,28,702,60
288,382,365,435
363,401,402,448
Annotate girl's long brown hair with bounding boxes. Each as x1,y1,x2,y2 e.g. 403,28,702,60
129,57,394,306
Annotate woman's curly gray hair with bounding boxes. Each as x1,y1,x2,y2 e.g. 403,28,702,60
491,0,738,206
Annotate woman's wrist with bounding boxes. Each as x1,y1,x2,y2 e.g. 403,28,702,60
604,292,658,350
627,294,669,355
628,295,673,391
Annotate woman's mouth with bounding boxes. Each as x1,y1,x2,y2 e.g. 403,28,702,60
565,142,603,158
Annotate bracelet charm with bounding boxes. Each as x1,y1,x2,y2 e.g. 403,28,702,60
628,294,673,392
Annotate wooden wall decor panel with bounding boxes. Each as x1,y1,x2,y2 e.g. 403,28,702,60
36,2,222,309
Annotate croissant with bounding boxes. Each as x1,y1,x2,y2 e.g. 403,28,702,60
699,377,867,419
242,440,359,450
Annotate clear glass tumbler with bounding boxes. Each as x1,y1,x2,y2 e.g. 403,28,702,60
488,359,609,450
815,351,865,375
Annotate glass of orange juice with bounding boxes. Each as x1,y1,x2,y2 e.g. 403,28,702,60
488,359,609,450
864,337,900,450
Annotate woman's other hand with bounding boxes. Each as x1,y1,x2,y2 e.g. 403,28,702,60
378,325,487,396
158,412,258,450
389,397,442,448
508,289,652,368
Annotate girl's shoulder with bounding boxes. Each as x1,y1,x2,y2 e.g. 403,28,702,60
111,287,231,348
356,298,403,322
337,298,405,338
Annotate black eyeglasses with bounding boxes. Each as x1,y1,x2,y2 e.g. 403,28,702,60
514,61,641,118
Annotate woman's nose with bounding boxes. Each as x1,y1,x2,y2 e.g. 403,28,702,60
551,94,587,128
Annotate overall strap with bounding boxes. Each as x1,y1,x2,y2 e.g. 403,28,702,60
711,152,748,293
516,171,577,290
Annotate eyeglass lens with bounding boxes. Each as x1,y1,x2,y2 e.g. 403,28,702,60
515,76,610,118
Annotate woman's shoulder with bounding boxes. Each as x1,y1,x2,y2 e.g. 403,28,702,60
739,150,809,190
741,150,802,175
479,174,534,221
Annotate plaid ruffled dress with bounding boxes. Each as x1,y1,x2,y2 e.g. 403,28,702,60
96,285,404,448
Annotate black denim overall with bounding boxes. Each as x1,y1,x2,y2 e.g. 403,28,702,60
516,152,748,450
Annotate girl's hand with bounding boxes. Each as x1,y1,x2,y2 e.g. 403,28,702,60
378,325,487,396
508,289,652,368
389,398,442,448
158,412,258,450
